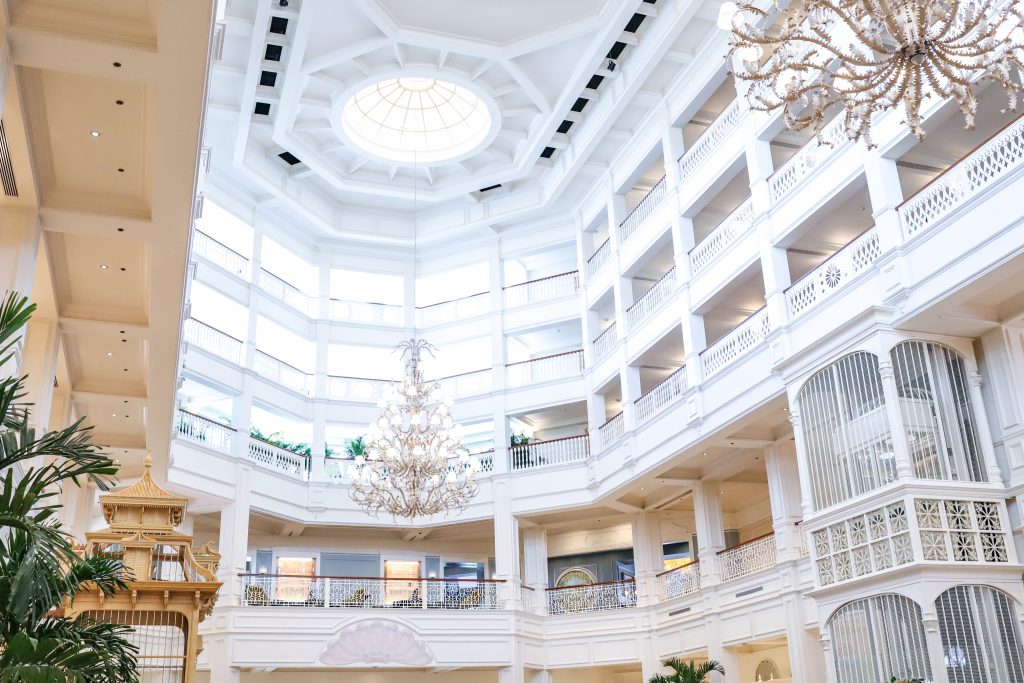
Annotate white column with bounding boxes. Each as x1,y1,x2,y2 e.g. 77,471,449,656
787,408,815,517
765,440,805,561
782,596,826,681
863,149,906,251
678,286,707,388
493,480,521,608
967,370,1006,484
662,123,685,189
620,363,642,432
498,666,525,683
630,511,663,607
217,464,252,604
878,358,916,480
692,480,726,585
206,633,240,683
527,670,552,683
19,317,61,432
921,612,951,683
0,212,40,302
522,526,548,614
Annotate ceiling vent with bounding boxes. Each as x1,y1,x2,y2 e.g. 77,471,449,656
0,121,18,197
278,151,302,166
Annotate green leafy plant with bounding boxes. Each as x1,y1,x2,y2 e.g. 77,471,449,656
648,658,725,683
249,426,312,456
0,291,139,683
889,678,924,683
345,436,367,458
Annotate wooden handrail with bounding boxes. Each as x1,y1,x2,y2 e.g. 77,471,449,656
511,434,588,447
259,268,309,296
676,100,738,163
700,305,767,354
329,297,402,309
195,230,250,261
593,322,616,343
248,434,311,457
587,237,611,263
327,374,393,383
188,318,245,344
254,349,312,376
416,290,489,309
784,225,876,293
177,409,236,431
239,573,505,583
503,270,578,289
715,532,775,555
434,367,491,380
897,110,1024,210
505,348,583,367
655,559,699,578
600,411,623,428
633,366,685,404
545,578,635,592
618,175,666,227
687,199,752,256
625,266,676,313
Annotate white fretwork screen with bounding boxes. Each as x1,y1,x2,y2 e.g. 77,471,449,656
83,610,187,683
828,593,931,683
798,352,896,510
890,341,986,483
936,585,1024,683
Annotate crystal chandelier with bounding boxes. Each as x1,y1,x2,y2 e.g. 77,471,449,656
348,339,481,519
721,0,1024,146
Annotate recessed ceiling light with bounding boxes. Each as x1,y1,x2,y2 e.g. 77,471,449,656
106,352,113,356
90,130,101,137
100,264,108,269
111,413,117,417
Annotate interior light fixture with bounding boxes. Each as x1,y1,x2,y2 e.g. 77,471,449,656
100,264,108,269
90,130,101,137
106,352,113,356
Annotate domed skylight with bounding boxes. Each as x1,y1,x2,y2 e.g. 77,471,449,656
341,77,493,164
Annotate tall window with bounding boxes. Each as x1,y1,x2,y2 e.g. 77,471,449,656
937,585,1024,683
798,352,896,510
828,594,931,683
891,341,986,483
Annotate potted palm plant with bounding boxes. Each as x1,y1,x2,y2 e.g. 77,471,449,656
648,658,726,683
0,292,139,682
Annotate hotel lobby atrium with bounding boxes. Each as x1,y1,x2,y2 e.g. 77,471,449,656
4,0,1024,681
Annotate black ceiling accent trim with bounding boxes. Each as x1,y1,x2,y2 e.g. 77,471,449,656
540,146,555,159
0,121,18,198
260,70,278,87
264,44,283,61
607,41,627,60
278,151,302,166
586,74,605,90
479,184,502,192
556,120,573,134
254,102,271,115
269,16,288,34
570,97,589,113
624,12,646,33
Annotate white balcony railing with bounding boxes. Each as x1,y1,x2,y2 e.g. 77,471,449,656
241,575,502,610
769,116,850,203
634,367,688,424
657,562,700,600
592,322,618,363
327,375,391,402
254,350,312,395
247,437,309,478
193,230,250,279
786,227,882,318
585,238,611,280
900,113,1024,239
625,266,677,330
506,350,584,387
504,271,579,308
718,534,777,582
329,299,403,325
599,412,624,447
175,408,234,451
511,435,589,470
700,308,771,379
416,291,490,326
258,269,312,315
618,175,667,244
435,368,492,397
678,99,744,182
183,318,244,364
546,580,637,614
520,586,540,613
690,198,755,275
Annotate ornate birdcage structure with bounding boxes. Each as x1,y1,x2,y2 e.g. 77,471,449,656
62,454,221,683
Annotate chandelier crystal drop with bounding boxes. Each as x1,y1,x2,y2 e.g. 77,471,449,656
721,0,1024,146
348,338,480,519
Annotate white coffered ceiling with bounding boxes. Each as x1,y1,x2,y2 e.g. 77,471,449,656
207,0,724,243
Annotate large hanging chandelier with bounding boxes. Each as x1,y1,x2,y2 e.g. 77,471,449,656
348,339,481,519
721,0,1024,146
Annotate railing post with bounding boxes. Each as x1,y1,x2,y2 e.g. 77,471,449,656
322,577,330,607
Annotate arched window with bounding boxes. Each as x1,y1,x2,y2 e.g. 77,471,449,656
754,658,782,681
798,352,896,510
937,585,1024,683
890,341,986,483
828,594,931,683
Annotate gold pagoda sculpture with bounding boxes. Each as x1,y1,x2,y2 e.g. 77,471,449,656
63,454,221,683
